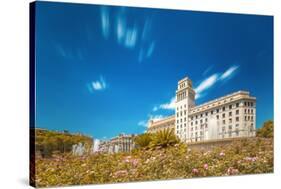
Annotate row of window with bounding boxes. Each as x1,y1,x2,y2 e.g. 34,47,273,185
190,101,255,120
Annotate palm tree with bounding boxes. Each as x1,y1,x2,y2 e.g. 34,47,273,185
150,128,180,148
134,133,153,149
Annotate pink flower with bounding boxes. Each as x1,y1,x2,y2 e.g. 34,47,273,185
219,152,225,157
113,170,128,177
203,163,208,170
227,167,239,175
192,168,199,174
244,157,258,162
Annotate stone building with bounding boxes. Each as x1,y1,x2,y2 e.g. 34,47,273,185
147,76,256,143
147,115,175,133
98,133,136,153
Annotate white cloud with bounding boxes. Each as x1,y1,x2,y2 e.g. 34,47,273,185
124,27,138,48
116,16,126,43
219,65,239,80
152,106,158,112
88,76,107,92
194,74,218,95
159,97,176,110
101,7,110,39
138,120,148,128
146,41,155,58
148,114,164,122
194,65,240,99
153,97,176,112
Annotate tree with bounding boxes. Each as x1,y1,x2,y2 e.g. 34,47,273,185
134,133,153,149
150,128,180,148
257,120,273,138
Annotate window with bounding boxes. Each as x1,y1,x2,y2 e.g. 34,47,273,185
251,109,254,114
244,102,247,106
216,109,219,113
245,109,247,114
195,121,198,125
229,105,232,109
236,110,239,115
223,107,226,111
245,116,247,121
251,102,254,107
236,117,239,121
223,120,226,124
229,112,232,116
229,118,232,123
229,125,232,130
205,112,208,116
191,122,193,126
200,119,203,123
191,116,193,120
184,110,186,115
216,115,219,119
201,114,203,118
222,113,225,118
236,103,239,107
211,110,214,115
205,118,208,122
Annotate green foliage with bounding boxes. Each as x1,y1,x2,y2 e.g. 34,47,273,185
134,133,153,149
150,129,180,148
35,137,273,187
35,129,93,158
257,120,274,138
134,129,180,150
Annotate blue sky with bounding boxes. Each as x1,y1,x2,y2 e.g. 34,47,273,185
34,2,273,139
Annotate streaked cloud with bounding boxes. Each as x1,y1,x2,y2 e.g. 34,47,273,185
219,65,239,80
195,65,240,99
153,96,176,112
146,41,155,58
148,114,164,122
116,16,126,43
99,7,155,62
138,120,148,128
202,65,213,76
101,7,110,39
87,76,107,93
194,74,219,95
124,26,138,48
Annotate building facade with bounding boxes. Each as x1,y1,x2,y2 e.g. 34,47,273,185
148,76,256,143
147,115,175,133
98,134,136,153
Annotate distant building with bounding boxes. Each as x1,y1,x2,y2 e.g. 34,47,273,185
147,115,175,133
97,134,136,153
147,76,256,143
